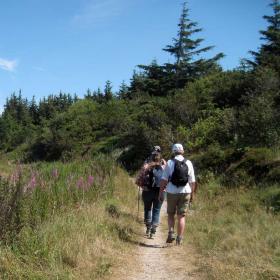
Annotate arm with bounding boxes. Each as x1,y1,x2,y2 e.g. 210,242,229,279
158,159,170,201
188,161,196,202
190,182,197,202
158,179,168,201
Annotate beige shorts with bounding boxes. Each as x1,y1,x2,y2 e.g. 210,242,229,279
167,193,191,216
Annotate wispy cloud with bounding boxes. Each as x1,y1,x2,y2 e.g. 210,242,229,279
0,57,18,72
72,0,125,27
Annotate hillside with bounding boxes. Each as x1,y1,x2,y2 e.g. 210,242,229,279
0,1,280,279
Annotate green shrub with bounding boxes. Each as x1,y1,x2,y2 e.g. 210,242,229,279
223,147,280,187
258,185,280,212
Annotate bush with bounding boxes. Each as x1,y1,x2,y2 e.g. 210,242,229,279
258,185,280,212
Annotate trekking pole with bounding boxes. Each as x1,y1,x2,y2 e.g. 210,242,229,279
137,186,141,220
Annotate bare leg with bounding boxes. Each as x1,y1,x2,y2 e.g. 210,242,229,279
168,213,175,232
177,214,185,237
166,213,176,243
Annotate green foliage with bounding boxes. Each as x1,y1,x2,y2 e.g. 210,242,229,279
258,184,280,212
237,68,280,147
0,156,117,242
0,1,279,183
222,147,280,187
163,2,224,87
247,0,280,73
0,163,139,279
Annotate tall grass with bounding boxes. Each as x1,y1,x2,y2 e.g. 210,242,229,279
187,180,280,280
0,156,139,279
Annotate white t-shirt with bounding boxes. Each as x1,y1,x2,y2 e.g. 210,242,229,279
162,155,195,194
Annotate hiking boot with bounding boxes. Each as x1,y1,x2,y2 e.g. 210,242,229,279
166,231,175,243
146,227,151,236
149,226,157,239
176,236,183,245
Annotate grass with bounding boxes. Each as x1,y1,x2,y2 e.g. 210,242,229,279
0,153,14,177
0,157,139,279
187,180,280,280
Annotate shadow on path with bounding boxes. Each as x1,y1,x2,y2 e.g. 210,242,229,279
138,242,168,249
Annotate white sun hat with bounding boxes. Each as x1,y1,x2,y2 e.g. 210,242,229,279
172,143,184,153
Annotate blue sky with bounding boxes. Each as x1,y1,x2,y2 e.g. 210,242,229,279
0,0,271,111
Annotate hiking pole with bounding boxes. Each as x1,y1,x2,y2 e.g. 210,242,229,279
137,186,141,221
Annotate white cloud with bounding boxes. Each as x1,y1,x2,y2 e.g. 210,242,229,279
0,57,18,72
72,0,125,27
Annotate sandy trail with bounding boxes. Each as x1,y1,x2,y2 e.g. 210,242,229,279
111,202,203,280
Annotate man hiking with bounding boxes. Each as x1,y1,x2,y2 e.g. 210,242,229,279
159,143,196,245
136,151,166,238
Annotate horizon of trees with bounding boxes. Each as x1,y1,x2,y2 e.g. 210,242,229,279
0,1,279,184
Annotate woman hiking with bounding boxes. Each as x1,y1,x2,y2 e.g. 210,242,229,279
136,151,166,238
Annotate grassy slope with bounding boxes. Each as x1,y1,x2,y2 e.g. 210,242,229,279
0,163,139,279
187,181,280,280
1,155,280,280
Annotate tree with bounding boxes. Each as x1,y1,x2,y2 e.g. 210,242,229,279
163,2,224,88
247,0,280,73
136,60,169,96
118,81,129,99
104,80,113,101
29,96,40,125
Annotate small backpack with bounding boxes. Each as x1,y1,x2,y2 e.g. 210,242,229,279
170,159,189,187
143,165,163,189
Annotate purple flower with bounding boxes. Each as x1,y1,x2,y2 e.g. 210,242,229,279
52,168,59,178
9,165,23,186
76,177,84,189
87,175,94,186
24,173,37,192
30,176,36,189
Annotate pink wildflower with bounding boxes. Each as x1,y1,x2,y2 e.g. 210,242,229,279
87,175,94,186
76,177,84,189
52,168,59,178
24,173,37,192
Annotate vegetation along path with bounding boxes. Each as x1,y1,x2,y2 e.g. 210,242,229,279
111,201,204,280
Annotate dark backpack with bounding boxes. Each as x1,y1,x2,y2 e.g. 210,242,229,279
170,159,189,187
143,167,157,189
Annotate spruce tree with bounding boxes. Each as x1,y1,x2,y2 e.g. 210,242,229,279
163,2,224,87
118,81,129,99
104,80,113,101
29,96,40,125
248,0,280,73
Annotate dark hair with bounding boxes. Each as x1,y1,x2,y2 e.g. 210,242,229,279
151,152,161,162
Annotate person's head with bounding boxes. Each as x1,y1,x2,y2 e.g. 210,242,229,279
172,143,184,155
152,145,161,153
151,152,161,163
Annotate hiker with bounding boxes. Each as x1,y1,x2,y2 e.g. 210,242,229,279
144,145,166,165
136,151,166,238
159,143,196,245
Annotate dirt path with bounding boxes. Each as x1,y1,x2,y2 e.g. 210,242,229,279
111,202,204,280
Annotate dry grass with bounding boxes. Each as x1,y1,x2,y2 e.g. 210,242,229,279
186,181,280,280
0,166,139,279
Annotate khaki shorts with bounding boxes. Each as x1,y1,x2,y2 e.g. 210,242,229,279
167,193,191,216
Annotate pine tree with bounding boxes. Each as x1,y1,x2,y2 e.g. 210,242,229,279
163,2,224,87
85,88,93,99
104,80,113,101
29,96,40,125
137,59,172,96
248,0,280,73
118,81,129,99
